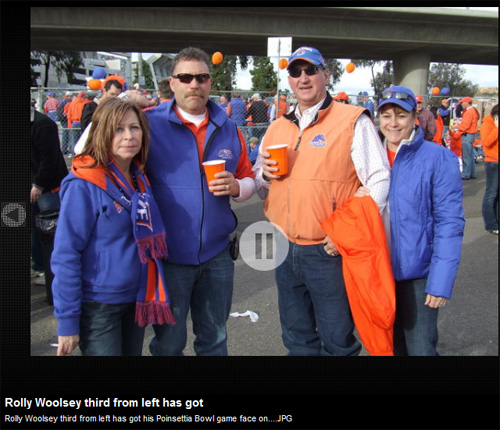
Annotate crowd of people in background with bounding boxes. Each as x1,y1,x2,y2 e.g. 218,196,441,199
30,45,498,357
32,81,495,174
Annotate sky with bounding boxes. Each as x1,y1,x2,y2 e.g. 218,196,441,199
234,59,499,97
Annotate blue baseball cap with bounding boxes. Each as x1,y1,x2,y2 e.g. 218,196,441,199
287,47,327,70
377,86,417,112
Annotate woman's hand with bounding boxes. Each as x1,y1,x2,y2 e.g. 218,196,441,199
354,186,370,197
322,236,340,257
425,294,448,308
57,335,80,356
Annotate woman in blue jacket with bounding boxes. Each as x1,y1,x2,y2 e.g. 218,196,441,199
377,86,465,356
51,98,173,356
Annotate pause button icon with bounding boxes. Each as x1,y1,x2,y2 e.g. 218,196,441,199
239,221,289,271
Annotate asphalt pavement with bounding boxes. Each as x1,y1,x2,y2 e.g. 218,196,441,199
30,162,498,356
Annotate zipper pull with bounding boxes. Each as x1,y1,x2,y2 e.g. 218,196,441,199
332,196,337,212
294,131,303,151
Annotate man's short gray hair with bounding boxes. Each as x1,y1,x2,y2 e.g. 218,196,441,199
172,47,211,74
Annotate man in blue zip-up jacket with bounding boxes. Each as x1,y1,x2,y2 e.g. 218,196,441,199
143,47,255,356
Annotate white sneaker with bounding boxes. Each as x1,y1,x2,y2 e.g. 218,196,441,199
31,268,42,278
34,274,45,285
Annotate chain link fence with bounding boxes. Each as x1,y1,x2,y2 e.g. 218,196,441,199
31,87,497,157
31,87,294,155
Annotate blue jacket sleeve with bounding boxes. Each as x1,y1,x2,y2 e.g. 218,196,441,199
425,150,465,298
51,179,99,336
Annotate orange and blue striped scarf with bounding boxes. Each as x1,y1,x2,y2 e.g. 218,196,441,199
72,156,175,327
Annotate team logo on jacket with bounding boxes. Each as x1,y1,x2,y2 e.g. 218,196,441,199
114,201,123,213
218,149,234,160
309,134,327,148
136,196,153,232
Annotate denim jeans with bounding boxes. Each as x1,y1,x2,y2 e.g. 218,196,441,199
30,202,44,271
79,302,145,356
275,242,361,356
461,133,476,179
482,162,499,231
149,246,234,356
393,278,439,356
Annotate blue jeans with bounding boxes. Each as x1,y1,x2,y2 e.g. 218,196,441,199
461,133,476,179
275,242,361,356
149,246,234,356
393,278,439,356
482,162,499,231
79,302,145,356
30,202,44,271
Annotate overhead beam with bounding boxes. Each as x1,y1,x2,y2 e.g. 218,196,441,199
31,7,498,65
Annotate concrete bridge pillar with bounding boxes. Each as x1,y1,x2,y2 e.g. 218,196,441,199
393,50,431,96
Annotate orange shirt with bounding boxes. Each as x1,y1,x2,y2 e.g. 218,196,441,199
174,107,254,179
457,106,480,134
480,115,499,162
387,149,396,168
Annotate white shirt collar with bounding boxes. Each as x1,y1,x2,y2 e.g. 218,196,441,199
295,97,326,131
176,105,207,127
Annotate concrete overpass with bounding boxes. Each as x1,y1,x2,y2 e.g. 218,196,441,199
31,6,498,94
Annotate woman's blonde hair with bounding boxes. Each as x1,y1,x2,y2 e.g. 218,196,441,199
77,97,150,172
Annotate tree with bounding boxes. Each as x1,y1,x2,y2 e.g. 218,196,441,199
31,50,84,87
250,57,277,92
372,61,394,99
134,58,155,89
352,59,395,99
211,55,243,92
31,51,59,87
324,59,344,91
54,52,84,85
30,57,41,87
428,63,479,101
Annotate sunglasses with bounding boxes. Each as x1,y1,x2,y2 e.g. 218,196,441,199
288,64,320,78
381,90,416,107
171,73,211,84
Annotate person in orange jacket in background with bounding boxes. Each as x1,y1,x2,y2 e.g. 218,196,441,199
455,96,480,180
66,92,90,129
480,104,499,235
66,92,91,155
430,106,444,145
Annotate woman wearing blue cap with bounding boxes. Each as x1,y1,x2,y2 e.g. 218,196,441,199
377,86,465,356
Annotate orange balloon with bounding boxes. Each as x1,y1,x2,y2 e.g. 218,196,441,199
87,78,102,90
279,59,288,70
346,62,355,73
212,52,223,65
431,87,440,96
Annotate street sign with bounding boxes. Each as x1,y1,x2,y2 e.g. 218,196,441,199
267,37,292,58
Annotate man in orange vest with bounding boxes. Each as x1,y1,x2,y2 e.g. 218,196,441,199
254,46,390,356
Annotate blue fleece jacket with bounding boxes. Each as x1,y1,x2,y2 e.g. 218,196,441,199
51,174,142,336
145,99,241,265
